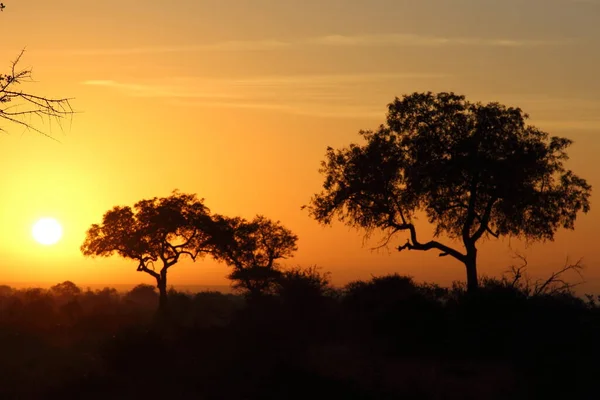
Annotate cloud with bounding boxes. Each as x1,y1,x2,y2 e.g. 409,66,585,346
59,40,289,56
225,72,450,86
82,72,448,96
168,99,384,119
81,79,244,99
306,34,570,47
59,33,569,56
82,72,446,119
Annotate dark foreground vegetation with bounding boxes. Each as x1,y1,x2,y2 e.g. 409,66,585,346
0,270,599,400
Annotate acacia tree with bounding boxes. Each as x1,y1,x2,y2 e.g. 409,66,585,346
1,4,73,137
81,191,217,310
307,92,591,292
213,215,298,298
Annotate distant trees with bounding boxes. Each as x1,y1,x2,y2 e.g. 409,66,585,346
81,192,218,310
1,5,73,137
81,192,300,310
212,215,298,298
307,92,591,292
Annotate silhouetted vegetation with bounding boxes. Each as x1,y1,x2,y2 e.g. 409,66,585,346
0,265,597,399
0,4,74,136
81,191,221,310
2,90,597,398
82,193,298,311
212,215,298,298
307,92,591,292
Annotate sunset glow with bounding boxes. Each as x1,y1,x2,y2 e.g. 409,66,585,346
32,218,63,246
0,0,598,292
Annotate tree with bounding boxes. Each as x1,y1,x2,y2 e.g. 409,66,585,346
213,215,298,298
81,191,217,310
1,5,73,137
50,281,82,298
307,92,591,292
124,283,159,309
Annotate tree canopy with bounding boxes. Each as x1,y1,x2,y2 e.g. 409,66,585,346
212,215,298,297
307,92,591,291
81,191,217,309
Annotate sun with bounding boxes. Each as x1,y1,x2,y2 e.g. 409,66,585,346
32,218,63,246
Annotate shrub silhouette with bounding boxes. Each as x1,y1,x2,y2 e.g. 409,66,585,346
0,271,595,399
123,283,159,309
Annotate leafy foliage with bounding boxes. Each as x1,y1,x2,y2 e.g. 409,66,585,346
213,215,298,297
308,92,591,290
81,191,218,308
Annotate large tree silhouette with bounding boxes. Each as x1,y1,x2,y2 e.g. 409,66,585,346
307,92,591,292
213,215,298,298
81,191,217,310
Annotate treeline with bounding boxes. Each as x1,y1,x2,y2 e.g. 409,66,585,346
0,270,599,399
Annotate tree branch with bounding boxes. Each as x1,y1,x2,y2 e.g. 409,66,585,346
137,258,160,280
395,222,465,262
0,50,74,138
171,228,198,249
462,178,479,243
534,257,585,296
470,197,498,242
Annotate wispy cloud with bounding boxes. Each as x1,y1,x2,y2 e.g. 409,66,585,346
58,33,570,56
57,40,289,56
82,72,447,119
82,79,245,99
83,76,600,123
305,34,570,47
168,99,384,119
225,72,450,86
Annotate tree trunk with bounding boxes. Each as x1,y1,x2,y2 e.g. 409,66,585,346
157,270,168,311
465,248,479,292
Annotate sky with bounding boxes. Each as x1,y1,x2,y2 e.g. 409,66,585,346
0,0,599,292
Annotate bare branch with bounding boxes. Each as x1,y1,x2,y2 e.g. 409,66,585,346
534,257,585,296
0,50,74,139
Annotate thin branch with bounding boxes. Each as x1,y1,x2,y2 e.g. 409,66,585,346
171,228,198,249
0,49,74,139
534,257,585,296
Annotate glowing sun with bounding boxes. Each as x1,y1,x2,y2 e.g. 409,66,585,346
32,218,63,245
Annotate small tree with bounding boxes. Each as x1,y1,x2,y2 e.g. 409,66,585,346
213,215,298,298
50,281,82,298
307,92,591,292
81,191,217,310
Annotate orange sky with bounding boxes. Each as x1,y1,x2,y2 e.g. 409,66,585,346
0,0,598,292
